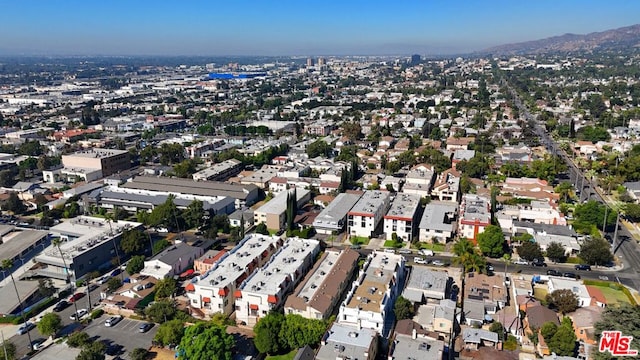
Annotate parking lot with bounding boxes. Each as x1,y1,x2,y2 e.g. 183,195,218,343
83,315,158,359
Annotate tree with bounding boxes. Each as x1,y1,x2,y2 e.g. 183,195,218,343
593,304,640,360
183,200,205,229
154,319,185,346
547,318,577,356
477,225,505,258
624,203,640,222
452,238,487,273
37,313,62,338
76,341,106,360
573,200,615,233
540,321,558,343
67,331,91,348
126,255,145,275
255,222,269,235
0,340,15,360
546,289,579,314
579,237,614,266
394,296,414,320
253,312,285,354
546,242,567,263
178,323,234,360
306,140,331,158
107,277,122,292
120,229,147,255
154,277,177,300
517,241,544,261
2,193,25,214
489,322,505,341
130,348,149,360
145,301,178,323
38,278,56,297
278,314,327,350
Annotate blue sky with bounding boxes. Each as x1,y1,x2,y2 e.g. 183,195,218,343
1,0,638,56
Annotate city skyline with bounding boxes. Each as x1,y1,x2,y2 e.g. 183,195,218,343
1,0,639,56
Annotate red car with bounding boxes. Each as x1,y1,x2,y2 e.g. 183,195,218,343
69,292,85,303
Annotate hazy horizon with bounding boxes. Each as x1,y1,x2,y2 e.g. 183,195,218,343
1,0,639,57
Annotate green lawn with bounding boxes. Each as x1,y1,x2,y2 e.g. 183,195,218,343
415,242,446,252
533,287,548,303
383,240,403,248
594,285,631,305
266,349,297,360
350,236,370,245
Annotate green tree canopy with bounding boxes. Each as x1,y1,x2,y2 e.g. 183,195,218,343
107,277,122,292
178,323,234,360
37,313,62,337
253,312,285,355
546,289,579,314
129,348,149,360
517,241,544,261
154,319,185,346
547,318,577,356
126,255,145,275
154,277,177,300
394,296,414,321
306,140,332,158
183,200,205,229
540,321,558,343
120,229,147,255
546,242,567,263
2,192,25,214
75,340,106,360
477,225,506,258
452,238,487,273
489,322,505,341
579,237,614,266
0,340,15,360
67,331,91,348
279,314,327,351
255,223,269,235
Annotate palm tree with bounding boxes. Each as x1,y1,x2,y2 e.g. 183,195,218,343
452,238,487,273
2,259,33,347
53,238,80,322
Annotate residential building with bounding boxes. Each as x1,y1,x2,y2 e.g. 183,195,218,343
140,242,204,279
464,272,507,313
388,331,444,360
192,159,243,181
430,168,460,203
347,190,391,238
253,188,311,230
402,164,435,198
337,251,406,337
313,193,361,235
239,165,281,189
192,250,225,273
459,194,491,243
569,306,605,346
511,221,580,254
418,201,458,243
414,299,457,338
402,267,451,303
284,248,360,320
186,234,282,316
228,208,254,231
383,193,421,242
316,323,379,360
61,148,131,182
0,225,49,281
33,216,143,281
548,278,591,307
235,238,320,326
461,328,499,350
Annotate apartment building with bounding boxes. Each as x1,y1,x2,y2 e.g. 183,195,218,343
284,248,360,320
459,194,492,243
419,201,458,243
347,191,391,238
337,251,406,337
313,193,362,235
430,169,460,203
316,323,379,360
402,164,435,198
192,159,243,182
235,238,320,326
254,188,311,230
61,148,131,182
186,234,282,316
383,193,421,242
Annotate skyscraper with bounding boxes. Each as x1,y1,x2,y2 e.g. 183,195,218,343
306,57,314,67
410,54,421,65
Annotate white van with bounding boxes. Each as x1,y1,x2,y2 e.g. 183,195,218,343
419,249,434,256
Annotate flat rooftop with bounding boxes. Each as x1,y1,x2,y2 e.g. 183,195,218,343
66,148,128,158
240,238,319,297
316,323,377,360
348,190,389,216
313,193,361,228
403,267,449,301
419,201,458,231
122,176,258,200
385,193,420,221
255,188,310,215
0,226,48,260
390,334,444,360
39,216,142,262
193,234,281,290
346,251,403,312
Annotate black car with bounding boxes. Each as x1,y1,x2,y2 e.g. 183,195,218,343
139,322,154,333
575,264,592,271
563,272,580,279
547,269,562,276
531,258,547,267
53,300,69,312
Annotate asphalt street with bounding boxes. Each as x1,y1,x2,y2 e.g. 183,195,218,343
83,315,158,359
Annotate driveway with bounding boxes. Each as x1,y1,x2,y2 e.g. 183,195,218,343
83,315,158,359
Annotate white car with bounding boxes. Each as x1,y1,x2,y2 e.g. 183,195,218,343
432,260,446,266
105,315,123,327
384,249,396,254
70,309,88,321
414,257,428,265
513,259,529,265
419,249,434,256
16,322,35,335
32,339,46,351
96,275,110,285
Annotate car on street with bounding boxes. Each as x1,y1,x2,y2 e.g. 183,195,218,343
32,338,46,351
16,322,35,335
563,272,580,279
575,264,592,271
513,259,529,265
110,268,122,277
70,309,88,321
53,300,69,312
547,270,562,276
105,315,123,327
139,322,154,333
97,275,110,284
384,249,396,253
432,260,446,266
414,257,428,265
87,283,99,292
398,249,412,254
69,292,85,303
350,245,361,250
418,249,434,256
531,258,547,267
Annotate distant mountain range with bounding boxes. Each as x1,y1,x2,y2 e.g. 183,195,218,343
479,24,640,55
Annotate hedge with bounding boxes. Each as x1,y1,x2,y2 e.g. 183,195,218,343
90,309,104,319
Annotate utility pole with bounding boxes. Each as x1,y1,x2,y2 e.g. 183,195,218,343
1,330,8,360
602,206,609,233
612,212,621,253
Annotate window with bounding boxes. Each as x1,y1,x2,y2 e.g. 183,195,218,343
218,304,222,309
262,310,267,315
235,305,241,311
192,299,197,303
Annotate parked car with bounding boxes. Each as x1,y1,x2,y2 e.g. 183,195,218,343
97,275,110,284
70,309,88,321
349,245,361,250
398,249,412,254
69,292,85,303
87,284,99,292
384,249,396,254
53,300,69,312
16,322,35,335
575,264,592,271
32,339,46,351
563,272,580,279
513,258,529,265
432,260,446,266
414,257,428,265
139,323,154,333
105,315,123,327
418,249,434,256
531,258,547,267
110,268,122,277
547,270,562,276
